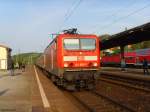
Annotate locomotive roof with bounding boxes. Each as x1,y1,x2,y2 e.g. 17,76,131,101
45,33,97,50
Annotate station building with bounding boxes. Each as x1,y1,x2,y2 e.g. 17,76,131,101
0,44,12,70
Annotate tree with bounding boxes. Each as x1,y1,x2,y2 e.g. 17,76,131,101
131,40,150,50
99,34,110,41
141,41,150,48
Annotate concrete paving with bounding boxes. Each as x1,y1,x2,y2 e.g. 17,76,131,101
0,66,86,112
0,69,32,112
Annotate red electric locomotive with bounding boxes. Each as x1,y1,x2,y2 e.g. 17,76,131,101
37,29,100,90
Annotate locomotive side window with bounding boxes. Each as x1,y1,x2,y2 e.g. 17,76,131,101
63,38,96,50
80,39,96,50
64,39,79,50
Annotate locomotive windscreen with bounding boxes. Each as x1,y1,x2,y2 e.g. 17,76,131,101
63,38,96,50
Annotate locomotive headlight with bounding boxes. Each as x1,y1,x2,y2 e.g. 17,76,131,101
64,63,68,67
93,62,98,66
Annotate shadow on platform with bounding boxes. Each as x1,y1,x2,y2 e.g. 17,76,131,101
14,72,22,76
0,74,9,79
0,89,9,96
0,72,22,79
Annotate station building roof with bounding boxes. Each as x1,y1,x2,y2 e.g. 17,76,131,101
0,44,12,51
101,22,150,50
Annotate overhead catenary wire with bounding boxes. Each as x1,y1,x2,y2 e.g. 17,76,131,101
62,0,78,23
92,0,138,33
48,0,83,42
58,0,83,33
94,2,150,34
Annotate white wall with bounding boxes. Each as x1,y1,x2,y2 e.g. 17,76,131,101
0,47,7,69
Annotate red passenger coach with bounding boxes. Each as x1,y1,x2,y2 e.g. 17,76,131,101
101,48,150,67
37,29,100,90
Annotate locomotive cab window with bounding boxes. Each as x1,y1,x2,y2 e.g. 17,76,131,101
63,38,96,50
64,39,79,49
80,39,96,50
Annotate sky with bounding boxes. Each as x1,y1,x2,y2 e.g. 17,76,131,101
0,0,150,54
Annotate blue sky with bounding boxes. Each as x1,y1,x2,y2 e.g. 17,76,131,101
0,0,150,54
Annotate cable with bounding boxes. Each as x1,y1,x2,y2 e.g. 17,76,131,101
58,0,83,33
63,0,78,23
92,0,137,33
94,2,150,34
64,0,82,24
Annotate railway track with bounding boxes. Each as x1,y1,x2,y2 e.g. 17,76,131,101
39,68,150,112
96,72,150,112
70,91,133,112
99,77,150,92
100,72,150,91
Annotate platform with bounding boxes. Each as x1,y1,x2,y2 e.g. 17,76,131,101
0,66,83,112
101,67,150,75
0,69,31,112
100,67,150,82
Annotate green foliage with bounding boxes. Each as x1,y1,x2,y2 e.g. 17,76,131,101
132,41,150,50
13,52,41,65
113,49,121,54
99,34,110,41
